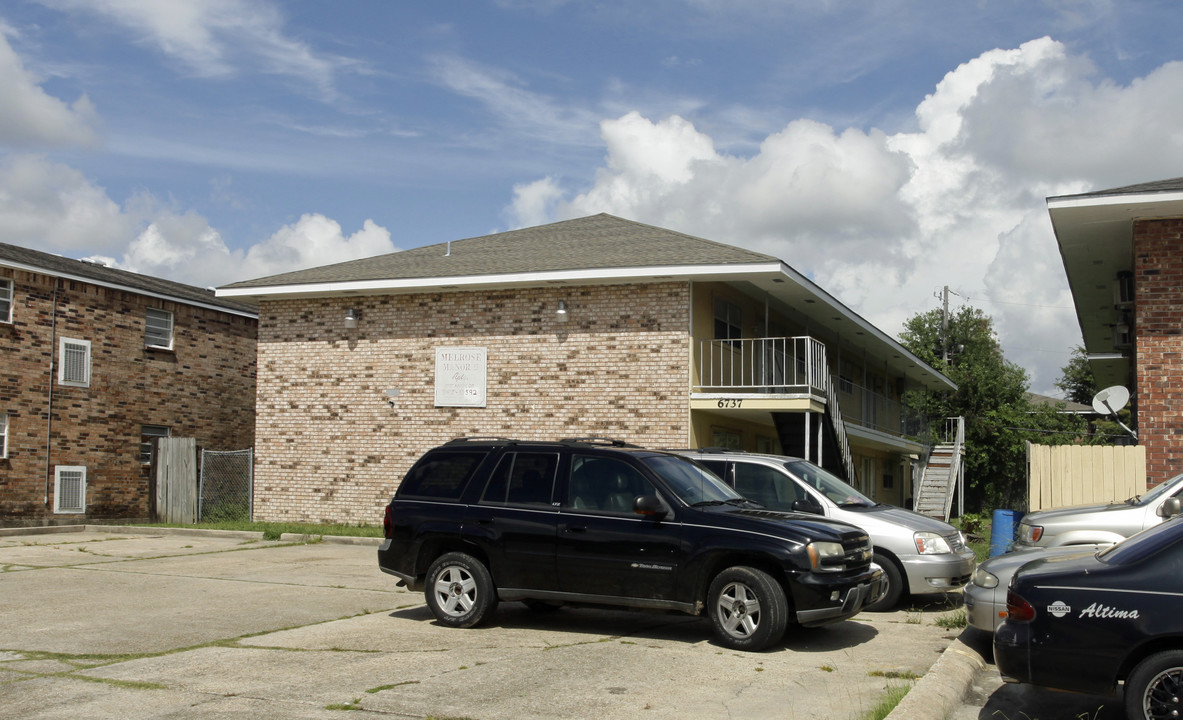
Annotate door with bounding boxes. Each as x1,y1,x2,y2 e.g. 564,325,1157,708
556,455,682,600
466,451,561,591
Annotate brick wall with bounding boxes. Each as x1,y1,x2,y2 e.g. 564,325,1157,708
1134,219,1183,483
253,282,691,523
0,268,257,520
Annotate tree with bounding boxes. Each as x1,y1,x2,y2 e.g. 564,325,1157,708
899,306,1089,512
1055,346,1098,405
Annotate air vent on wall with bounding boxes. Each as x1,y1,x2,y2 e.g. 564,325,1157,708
1113,270,1134,310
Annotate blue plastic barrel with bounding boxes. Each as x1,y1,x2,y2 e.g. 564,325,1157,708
989,509,1024,556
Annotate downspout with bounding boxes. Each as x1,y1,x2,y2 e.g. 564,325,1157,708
44,278,60,505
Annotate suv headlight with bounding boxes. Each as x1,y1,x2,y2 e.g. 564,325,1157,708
806,541,847,572
972,567,999,589
914,532,952,555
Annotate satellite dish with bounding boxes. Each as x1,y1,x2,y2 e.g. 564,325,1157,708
1092,385,1130,416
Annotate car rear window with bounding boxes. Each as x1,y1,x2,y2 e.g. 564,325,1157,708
397,450,488,499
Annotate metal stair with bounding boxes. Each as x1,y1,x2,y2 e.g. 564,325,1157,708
914,417,965,521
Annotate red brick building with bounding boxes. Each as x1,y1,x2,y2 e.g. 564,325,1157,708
1049,179,1183,484
219,214,954,524
0,242,258,523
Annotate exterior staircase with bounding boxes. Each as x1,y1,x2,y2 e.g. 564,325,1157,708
914,417,965,521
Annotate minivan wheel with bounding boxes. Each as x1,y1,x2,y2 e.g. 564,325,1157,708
1125,650,1183,720
866,553,904,612
707,566,788,652
425,552,498,628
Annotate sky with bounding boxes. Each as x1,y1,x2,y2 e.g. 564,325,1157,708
4,1,1183,396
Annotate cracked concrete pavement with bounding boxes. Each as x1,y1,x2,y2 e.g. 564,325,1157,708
0,526,964,719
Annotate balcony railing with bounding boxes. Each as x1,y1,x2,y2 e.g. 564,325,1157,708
695,337,828,394
838,381,930,440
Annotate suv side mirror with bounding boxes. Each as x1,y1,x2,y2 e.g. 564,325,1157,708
1159,497,1182,518
791,498,823,515
634,495,669,519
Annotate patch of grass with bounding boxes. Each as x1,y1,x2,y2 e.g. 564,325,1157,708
868,669,922,680
325,699,363,711
861,681,912,720
126,521,382,539
935,608,968,629
820,665,835,672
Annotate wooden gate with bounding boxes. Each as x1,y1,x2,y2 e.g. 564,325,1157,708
154,437,198,523
1027,443,1146,512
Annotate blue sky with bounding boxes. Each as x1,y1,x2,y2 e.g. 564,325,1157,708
5,1,1183,394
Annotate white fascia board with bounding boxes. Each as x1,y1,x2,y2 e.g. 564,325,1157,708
216,262,784,299
1047,190,1183,211
0,258,257,319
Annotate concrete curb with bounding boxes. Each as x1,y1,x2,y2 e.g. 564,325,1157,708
0,524,382,546
886,630,988,720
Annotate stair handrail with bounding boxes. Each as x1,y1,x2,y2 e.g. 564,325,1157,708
942,416,965,521
825,373,859,489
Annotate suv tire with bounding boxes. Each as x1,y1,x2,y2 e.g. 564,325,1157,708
707,566,788,652
866,553,904,612
425,552,499,628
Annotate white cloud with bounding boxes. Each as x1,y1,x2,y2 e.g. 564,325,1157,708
509,37,1183,393
34,0,347,100
0,30,98,147
0,154,127,248
240,214,396,279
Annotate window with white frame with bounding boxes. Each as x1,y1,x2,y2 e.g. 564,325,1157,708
145,307,174,349
0,413,8,459
54,466,86,513
58,338,91,387
0,278,12,323
140,425,170,464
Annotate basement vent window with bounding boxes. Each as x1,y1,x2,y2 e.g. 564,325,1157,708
58,338,91,387
54,466,86,514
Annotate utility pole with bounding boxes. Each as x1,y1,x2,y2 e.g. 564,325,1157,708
934,285,963,364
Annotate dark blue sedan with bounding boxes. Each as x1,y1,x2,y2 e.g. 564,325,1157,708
995,515,1183,719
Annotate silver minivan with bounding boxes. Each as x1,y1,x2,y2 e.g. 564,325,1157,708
678,450,976,611
1015,471,1183,548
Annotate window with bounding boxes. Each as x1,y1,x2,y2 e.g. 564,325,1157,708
481,452,558,506
711,427,743,450
0,278,12,323
0,413,7,459
141,425,170,464
398,450,488,499
145,308,174,349
58,338,91,387
566,456,654,513
54,466,86,513
713,298,742,342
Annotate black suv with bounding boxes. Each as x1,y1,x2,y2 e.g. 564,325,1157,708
378,438,884,651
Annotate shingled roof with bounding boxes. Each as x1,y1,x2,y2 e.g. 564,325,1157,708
0,242,257,317
221,214,779,290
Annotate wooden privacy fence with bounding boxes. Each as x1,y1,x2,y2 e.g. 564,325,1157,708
155,437,198,523
1027,443,1146,512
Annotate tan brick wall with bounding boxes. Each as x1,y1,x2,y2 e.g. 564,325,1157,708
1134,219,1183,484
253,282,691,523
0,267,257,519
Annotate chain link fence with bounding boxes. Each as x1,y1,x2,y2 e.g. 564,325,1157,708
199,448,253,522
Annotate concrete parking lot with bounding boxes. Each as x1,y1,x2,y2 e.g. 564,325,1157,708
0,526,966,720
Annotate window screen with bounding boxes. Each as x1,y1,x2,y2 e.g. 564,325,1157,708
714,298,742,341
54,466,86,513
0,413,7,459
0,278,12,323
146,308,173,349
397,450,487,499
59,338,91,387
141,425,170,464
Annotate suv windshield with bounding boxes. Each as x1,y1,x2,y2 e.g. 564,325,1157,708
643,455,743,506
1129,472,1183,506
783,460,875,507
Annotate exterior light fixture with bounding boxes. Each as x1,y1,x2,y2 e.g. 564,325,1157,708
556,300,570,322
344,308,359,329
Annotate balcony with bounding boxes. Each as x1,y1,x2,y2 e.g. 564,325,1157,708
694,337,828,396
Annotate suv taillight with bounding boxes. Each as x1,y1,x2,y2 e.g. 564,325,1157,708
383,504,393,538
1005,588,1036,623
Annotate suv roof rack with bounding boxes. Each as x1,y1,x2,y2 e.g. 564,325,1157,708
442,437,516,446
559,437,641,448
